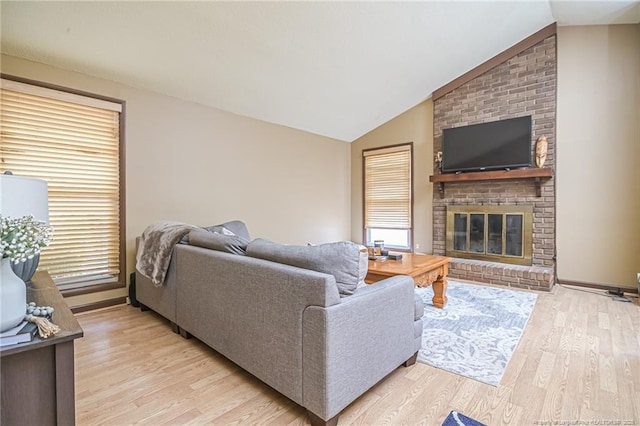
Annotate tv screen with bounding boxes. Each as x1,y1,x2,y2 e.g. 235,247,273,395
441,116,532,173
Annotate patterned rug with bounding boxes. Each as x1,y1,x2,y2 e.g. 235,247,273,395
415,280,537,386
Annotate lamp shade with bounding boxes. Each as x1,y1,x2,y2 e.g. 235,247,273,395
0,174,49,223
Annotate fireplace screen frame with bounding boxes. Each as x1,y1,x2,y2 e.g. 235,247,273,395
446,205,533,265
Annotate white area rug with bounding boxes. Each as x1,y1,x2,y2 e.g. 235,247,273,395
415,280,537,386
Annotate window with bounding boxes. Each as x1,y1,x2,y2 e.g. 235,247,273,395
0,76,125,289
363,143,412,251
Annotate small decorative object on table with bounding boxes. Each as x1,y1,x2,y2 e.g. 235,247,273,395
25,302,59,338
368,240,388,260
373,240,385,255
0,319,38,347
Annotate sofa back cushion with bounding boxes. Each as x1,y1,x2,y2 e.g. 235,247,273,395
189,228,249,255
246,239,367,297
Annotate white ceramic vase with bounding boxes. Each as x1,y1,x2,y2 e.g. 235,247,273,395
0,257,26,332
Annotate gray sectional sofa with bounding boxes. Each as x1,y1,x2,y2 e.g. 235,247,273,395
135,221,423,425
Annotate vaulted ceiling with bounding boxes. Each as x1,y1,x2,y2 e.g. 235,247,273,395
1,1,638,142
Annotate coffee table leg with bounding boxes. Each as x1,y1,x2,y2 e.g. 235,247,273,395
431,264,448,308
414,265,449,309
432,276,448,308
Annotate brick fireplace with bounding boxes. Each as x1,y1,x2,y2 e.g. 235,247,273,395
432,28,556,291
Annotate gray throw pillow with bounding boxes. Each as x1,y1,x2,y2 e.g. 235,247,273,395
189,228,249,255
246,238,368,297
203,225,236,236
204,220,251,241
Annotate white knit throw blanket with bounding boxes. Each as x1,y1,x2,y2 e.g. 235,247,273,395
136,221,196,286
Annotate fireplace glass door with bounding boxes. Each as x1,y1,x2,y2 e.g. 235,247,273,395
446,205,532,265
487,214,503,254
453,213,467,251
506,214,523,256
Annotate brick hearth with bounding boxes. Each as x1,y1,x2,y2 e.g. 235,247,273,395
432,33,557,291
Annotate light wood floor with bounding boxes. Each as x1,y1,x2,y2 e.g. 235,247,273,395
74,285,640,425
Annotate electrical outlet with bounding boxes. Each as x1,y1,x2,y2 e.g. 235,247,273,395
415,243,420,251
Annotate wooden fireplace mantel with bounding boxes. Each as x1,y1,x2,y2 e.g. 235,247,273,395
429,168,553,198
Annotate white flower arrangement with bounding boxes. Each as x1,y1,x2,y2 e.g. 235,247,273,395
0,214,53,264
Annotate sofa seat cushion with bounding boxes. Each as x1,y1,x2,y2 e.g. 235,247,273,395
189,228,249,255
246,239,368,297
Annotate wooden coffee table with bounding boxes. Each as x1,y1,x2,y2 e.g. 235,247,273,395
366,253,452,308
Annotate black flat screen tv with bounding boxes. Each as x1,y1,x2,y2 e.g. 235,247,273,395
441,116,532,173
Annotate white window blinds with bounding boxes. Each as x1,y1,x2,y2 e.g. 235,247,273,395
0,78,123,285
363,144,412,230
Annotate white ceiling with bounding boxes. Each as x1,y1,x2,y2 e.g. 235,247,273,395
1,1,638,142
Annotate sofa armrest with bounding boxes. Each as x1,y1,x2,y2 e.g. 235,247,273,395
302,275,416,421
134,236,179,323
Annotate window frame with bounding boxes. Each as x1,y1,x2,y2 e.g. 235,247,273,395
0,73,126,295
362,142,414,252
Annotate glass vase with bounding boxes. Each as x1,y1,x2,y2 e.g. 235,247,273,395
10,253,39,283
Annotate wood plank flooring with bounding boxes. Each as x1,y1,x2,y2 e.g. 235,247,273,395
74,285,640,425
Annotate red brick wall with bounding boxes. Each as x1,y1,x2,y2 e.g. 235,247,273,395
433,35,557,288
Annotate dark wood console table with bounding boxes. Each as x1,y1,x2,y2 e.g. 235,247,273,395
429,167,553,197
1,271,83,426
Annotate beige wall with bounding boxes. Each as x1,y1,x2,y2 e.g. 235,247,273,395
1,55,352,306
557,24,640,288
351,100,433,253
